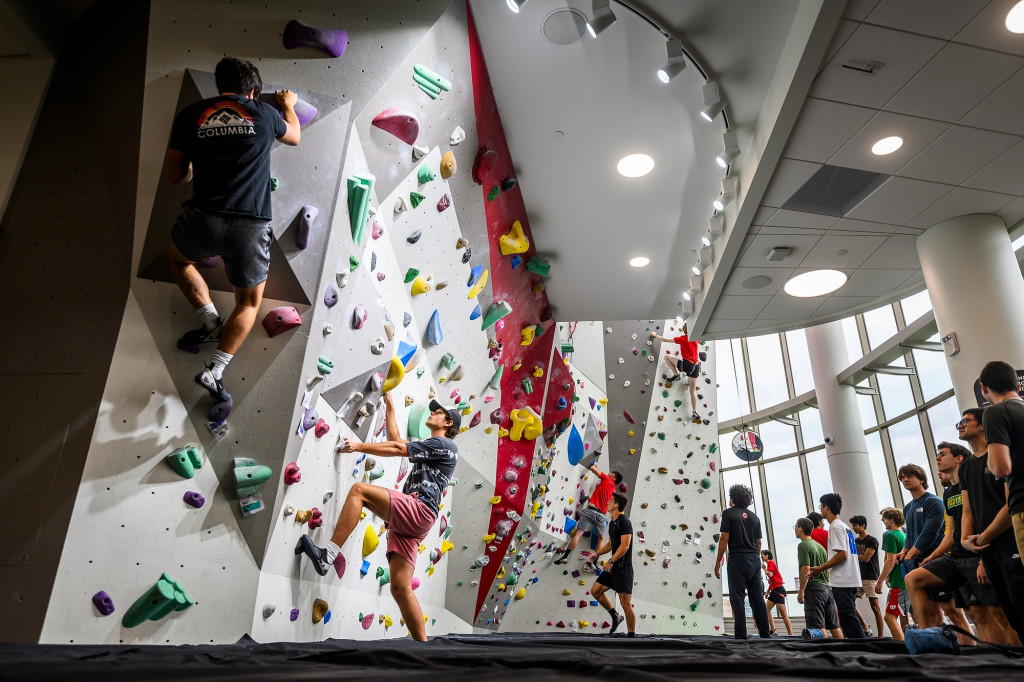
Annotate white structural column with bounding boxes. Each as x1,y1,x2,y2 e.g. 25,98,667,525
805,321,882,536
916,213,1024,410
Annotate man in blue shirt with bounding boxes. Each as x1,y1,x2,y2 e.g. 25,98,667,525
897,463,953,629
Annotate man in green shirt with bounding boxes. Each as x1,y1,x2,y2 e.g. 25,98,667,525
874,507,908,641
796,517,842,638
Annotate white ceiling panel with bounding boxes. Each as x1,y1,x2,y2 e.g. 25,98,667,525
714,295,773,319
960,68,1024,136
735,233,825,269
884,43,1024,122
819,19,860,75
782,98,876,163
797,233,888,269
962,138,1024,196
813,295,879,317
830,217,902,233
897,125,1020,185
865,0,989,39
842,268,919,296
896,226,927,235
827,110,949,174
860,234,921,268
760,158,822,208
810,25,944,109
997,197,1024,228
706,319,753,334
757,226,829,235
902,270,925,287
844,0,881,21
721,267,793,296
751,206,777,225
847,176,952,224
756,295,827,321
906,186,1016,229
955,0,1024,57
764,208,841,229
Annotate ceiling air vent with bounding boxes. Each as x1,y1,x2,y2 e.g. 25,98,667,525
781,164,889,217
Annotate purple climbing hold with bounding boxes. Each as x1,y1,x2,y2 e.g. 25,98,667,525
437,194,451,212
92,591,115,616
352,304,367,330
293,98,318,126
302,407,319,431
183,491,206,508
296,205,318,249
324,283,339,308
195,255,220,269
290,608,299,621
282,19,348,58
589,397,597,409
208,399,233,422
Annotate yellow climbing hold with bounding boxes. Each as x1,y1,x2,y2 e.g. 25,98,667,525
362,525,380,556
512,361,522,371
483,533,496,543
509,406,543,441
521,325,536,346
383,355,405,392
627,430,635,437
418,544,426,554
499,220,529,255
467,269,489,299
411,276,431,296
497,567,505,579
568,497,574,505
384,615,393,628
629,448,637,455
497,584,506,592
498,428,509,437
531,500,541,517
489,496,502,505
360,510,367,520
485,427,494,434
578,620,589,628
441,540,454,554
532,365,544,378
440,150,456,179
599,398,608,406
427,565,435,576
515,587,526,600
562,589,571,596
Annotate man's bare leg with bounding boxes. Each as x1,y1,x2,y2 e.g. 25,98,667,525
592,582,612,610
389,554,427,641
219,281,266,355
330,482,392,548
619,593,636,633
168,240,212,309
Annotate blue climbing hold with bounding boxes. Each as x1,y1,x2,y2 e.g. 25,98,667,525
397,339,418,367
425,309,442,345
567,424,584,466
556,396,567,410
469,303,481,320
510,254,523,269
564,517,577,535
323,609,332,624
360,560,371,577
467,265,483,287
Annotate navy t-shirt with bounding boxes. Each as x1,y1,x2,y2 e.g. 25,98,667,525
403,437,458,516
169,94,286,219
720,506,761,554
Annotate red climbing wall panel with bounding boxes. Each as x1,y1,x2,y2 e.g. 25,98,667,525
468,3,575,620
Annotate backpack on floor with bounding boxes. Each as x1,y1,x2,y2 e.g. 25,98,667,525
904,624,1023,657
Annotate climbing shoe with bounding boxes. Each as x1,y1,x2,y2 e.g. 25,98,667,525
195,364,232,403
553,549,571,565
609,610,624,635
177,319,222,354
295,534,330,576
667,374,681,382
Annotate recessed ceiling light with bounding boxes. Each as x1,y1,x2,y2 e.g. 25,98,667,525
617,154,654,178
1007,1,1024,32
629,256,650,267
871,136,903,155
783,270,847,297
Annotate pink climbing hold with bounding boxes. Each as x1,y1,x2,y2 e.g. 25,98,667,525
469,411,481,428
282,19,347,58
371,107,420,145
308,507,323,530
352,304,367,330
713,513,720,523
371,218,384,239
314,418,330,438
623,410,635,424
472,147,498,185
262,306,302,337
437,194,451,212
333,554,346,579
411,577,421,590
361,613,374,630
439,515,448,536
709,461,716,471
284,462,301,485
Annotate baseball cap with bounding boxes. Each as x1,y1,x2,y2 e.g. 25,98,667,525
429,399,462,430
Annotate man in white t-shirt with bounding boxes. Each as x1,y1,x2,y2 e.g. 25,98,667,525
808,492,866,638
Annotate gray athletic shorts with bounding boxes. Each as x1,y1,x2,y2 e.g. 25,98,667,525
171,201,273,288
804,582,839,630
575,505,609,537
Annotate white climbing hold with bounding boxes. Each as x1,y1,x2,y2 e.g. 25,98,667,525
263,603,276,618
395,195,409,216
450,126,465,145
337,272,349,288
284,504,295,516
323,323,333,336
623,380,631,387
412,144,429,160
323,491,334,504
371,337,386,354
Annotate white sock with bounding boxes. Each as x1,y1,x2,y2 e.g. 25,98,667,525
209,349,233,380
197,303,219,331
324,541,341,564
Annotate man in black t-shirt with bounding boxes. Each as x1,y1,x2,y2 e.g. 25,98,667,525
715,484,771,639
905,442,1006,644
979,361,1024,566
296,393,459,642
850,515,882,638
167,57,300,404
591,493,635,636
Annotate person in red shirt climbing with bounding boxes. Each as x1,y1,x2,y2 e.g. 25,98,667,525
554,462,623,565
650,323,703,421
762,549,793,635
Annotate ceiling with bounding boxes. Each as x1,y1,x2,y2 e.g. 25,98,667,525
469,0,804,321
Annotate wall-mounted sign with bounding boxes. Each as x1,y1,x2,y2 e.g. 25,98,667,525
732,430,764,462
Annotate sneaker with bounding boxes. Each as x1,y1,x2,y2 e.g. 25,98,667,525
691,411,701,420
195,364,232,403
609,611,624,635
553,549,570,565
294,534,329,576
177,319,222,354
668,374,681,382
769,629,777,636
864,628,874,638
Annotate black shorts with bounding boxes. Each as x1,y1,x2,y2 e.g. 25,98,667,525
596,565,633,594
920,555,1000,607
767,586,787,604
171,201,273,288
676,359,701,378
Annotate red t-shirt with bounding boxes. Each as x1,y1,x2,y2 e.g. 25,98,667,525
673,334,699,364
764,559,784,590
811,528,829,549
590,472,615,514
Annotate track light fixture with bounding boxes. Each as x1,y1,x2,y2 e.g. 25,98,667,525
713,177,736,212
506,0,528,13
657,38,686,83
586,0,617,37
700,81,726,122
716,130,740,170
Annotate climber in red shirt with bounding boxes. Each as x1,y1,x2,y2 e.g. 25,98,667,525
554,463,622,566
651,323,703,422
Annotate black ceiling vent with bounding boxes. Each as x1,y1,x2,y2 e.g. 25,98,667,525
781,164,889,217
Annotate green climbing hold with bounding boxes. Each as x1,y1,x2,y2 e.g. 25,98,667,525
526,256,550,277
674,400,682,407
690,599,701,612
505,574,518,586
481,301,513,330
487,186,500,201
457,581,463,586
642,349,648,356
349,255,360,271
522,377,533,394
410,191,426,208
377,566,390,586
347,173,375,246
404,268,420,283
701,478,712,489
709,443,718,454
417,165,435,184
167,445,202,479
270,178,279,191
414,64,453,92
662,390,669,398
658,432,666,441
441,352,457,370
561,342,575,354
408,403,431,440
488,365,504,390
317,356,334,375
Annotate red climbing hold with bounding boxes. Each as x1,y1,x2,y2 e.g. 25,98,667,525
372,107,420,145
284,462,301,485
314,418,330,438
623,411,635,424
308,507,323,530
472,147,498,185
262,307,302,337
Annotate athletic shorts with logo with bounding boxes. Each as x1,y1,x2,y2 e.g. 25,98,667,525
676,358,701,379
886,587,910,616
